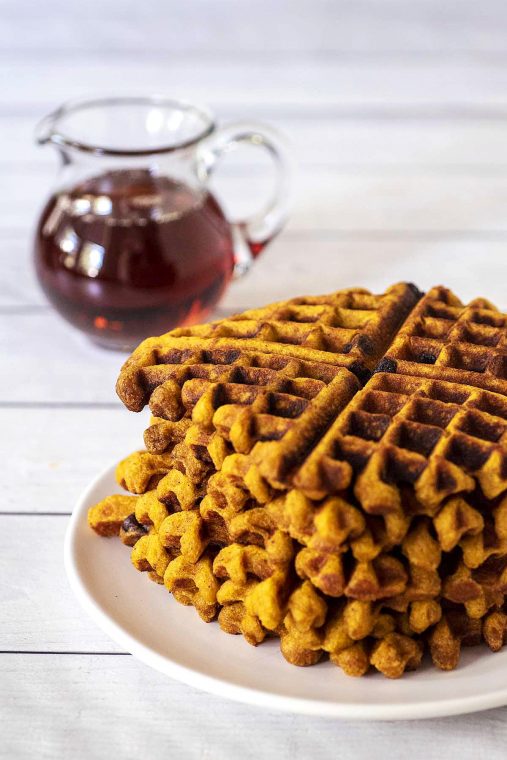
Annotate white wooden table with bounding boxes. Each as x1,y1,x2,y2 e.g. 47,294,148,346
2,1,507,757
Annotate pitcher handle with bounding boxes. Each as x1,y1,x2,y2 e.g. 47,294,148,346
195,122,293,277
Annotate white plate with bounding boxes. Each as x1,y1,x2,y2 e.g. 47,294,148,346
65,463,507,720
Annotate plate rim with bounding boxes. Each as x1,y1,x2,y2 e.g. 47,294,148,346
65,462,507,721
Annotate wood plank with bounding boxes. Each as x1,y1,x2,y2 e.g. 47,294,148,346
7,166,507,233
2,0,507,56
0,515,121,651
1,651,507,758
4,60,507,114
3,235,507,309
224,237,507,310
0,311,129,403
10,116,507,171
1,408,143,513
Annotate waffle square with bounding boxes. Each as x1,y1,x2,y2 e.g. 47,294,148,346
294,372,507,506
380,286,507,396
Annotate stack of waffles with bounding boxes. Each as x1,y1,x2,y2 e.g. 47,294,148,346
88,283,507,678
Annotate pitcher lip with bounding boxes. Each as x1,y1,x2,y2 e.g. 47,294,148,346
35,95,216,156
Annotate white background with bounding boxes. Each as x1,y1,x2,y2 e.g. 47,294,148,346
2,1,507,757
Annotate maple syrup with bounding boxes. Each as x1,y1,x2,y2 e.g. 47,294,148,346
34,169,235,349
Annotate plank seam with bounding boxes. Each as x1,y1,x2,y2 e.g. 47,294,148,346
8,105,507,120
0,402,123,409
0,512,72,517
0,650,130,655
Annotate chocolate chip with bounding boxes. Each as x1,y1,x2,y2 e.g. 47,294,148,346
122,513,146,532
344,336,374,356
350,363,372,386
418,352,437,365
356,335,374,355
120,513,148,546
375,358,397,374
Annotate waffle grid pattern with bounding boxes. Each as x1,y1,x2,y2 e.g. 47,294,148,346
89,283,507,678
116,283,420,412
382,286,507,396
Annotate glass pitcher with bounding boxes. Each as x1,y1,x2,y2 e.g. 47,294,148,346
33,96,292,350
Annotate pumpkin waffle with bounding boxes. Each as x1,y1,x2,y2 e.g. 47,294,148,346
89,477,507,675
88,282,507,678
88,494,139,537
116,283,420,414
217,371,507,529
214,535,295,642
124,284,419,498
132,471,507,673
139,358,363,498
164,551,220,622
87,487,221,616
115,450,174,494
136,287,507,508
282,549,507,677
321,604,424,678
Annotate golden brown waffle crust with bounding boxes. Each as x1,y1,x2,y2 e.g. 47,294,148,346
116,282,422,412
115,284,507,508
381,285,507,396
116,282,507,417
